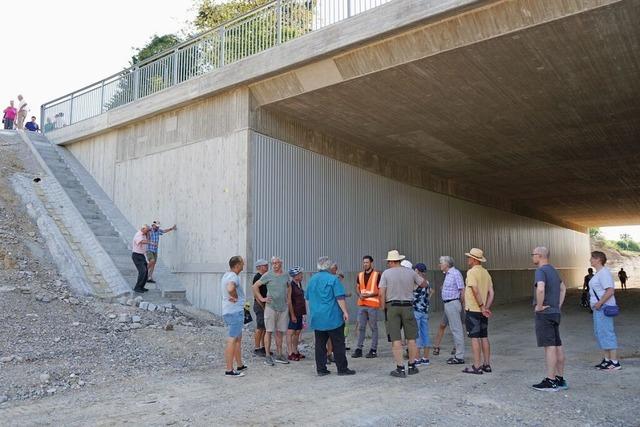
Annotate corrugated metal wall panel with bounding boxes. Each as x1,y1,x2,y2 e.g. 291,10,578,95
250,132,590,274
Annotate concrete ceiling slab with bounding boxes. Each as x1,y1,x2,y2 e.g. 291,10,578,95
263,0,640,227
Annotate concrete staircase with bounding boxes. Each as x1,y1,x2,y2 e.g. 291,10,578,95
21,131,186,303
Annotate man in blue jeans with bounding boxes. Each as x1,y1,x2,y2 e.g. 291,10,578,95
306,256,355,377
221,256,247,377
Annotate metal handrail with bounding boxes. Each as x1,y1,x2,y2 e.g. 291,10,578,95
41,0,393,132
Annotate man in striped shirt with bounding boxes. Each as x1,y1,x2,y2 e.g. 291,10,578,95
433,256,466,364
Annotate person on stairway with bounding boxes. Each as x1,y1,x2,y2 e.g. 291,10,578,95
146,221,177,284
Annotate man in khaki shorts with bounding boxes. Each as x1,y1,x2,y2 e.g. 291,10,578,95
252,256,292,366
379,250,424,378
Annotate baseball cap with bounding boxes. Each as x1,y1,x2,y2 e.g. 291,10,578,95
414,263,427,272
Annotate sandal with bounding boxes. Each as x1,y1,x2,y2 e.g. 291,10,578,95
433,347,440,356
481,364,492,373
462,365,484,375
447,357,465,365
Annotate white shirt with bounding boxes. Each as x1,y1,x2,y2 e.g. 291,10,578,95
18,100,28,113
589,267,617,307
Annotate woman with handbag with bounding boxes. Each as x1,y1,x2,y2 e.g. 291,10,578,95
589,251,621,371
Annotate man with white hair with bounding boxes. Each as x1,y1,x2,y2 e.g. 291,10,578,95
380,250,424,378
131,225,151,293
306,256,354,376
531,246,567,391
16,95,28,129
433,256,466,365
252,256,291,366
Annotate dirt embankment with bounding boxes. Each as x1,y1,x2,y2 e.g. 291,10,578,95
591,239,640,288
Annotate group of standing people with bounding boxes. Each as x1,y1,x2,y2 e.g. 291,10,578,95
130,221,177,293
531,248,621,392
220,247,623,386
3,96,38,131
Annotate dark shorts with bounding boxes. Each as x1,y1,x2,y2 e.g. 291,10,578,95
146,251,158,262
385,304,418,342
535,312,562,347
465,311,488,338
253,301,266,330
288,314,304,331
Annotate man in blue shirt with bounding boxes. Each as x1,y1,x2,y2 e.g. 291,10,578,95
24,116,39,132
306,256,355,377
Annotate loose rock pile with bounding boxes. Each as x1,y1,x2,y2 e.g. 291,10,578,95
0,140,253,406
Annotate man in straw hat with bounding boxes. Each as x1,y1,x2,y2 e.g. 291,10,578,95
462,248,495,375
379,250,425,378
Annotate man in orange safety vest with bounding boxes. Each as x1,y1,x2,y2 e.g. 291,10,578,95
352,255,381,358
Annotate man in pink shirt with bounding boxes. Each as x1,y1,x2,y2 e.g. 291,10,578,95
131,224,151,293
3,100,17,130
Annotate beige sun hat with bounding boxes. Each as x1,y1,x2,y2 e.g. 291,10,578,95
465,248,487,263
385,250,406,261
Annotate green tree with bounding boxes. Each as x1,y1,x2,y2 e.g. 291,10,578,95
107,34,182,109
194,0,272,30
193,0,314,63
620,233,632,241
589,227,602,239
130,34,182,65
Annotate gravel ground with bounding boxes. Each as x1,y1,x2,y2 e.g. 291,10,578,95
0,140,254,404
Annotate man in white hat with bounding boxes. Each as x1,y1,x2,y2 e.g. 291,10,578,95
462,248,495,375
379,250,425,378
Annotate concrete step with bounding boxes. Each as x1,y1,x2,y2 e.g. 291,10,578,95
91,227,119,237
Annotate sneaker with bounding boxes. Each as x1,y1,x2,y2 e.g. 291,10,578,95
408,365,419,375
532,378,558,392
413,359,422,366
420,358,430,366
555,376,568,390
236,365,248,371
594,358,610,369
264,355,275,366
390,368,406,378
274,354,290,364
352,348,363,358
345,346,351,351
604,361,622,370
295,352,305,359
146,279,156,283
225,370,245,377
287,353,299,361
253,348,265,357
327,354,335,364
337,368,356,376
317,369,331,376
365,350,377,359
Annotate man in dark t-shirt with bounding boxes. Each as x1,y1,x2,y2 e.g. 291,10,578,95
531,246,567,392
618,268,628,290
253,259,269,356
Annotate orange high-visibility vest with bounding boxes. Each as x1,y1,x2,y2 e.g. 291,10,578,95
357,270,381,308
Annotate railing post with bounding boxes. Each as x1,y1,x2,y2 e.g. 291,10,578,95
133,67,140,100
100,80,105,113
69,94,74,125
276,0,282,45
220,26,226,66
40,105,45,133
347,0,352,17
172,49,179,84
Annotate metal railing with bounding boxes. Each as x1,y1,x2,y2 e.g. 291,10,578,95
41,0,393,133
